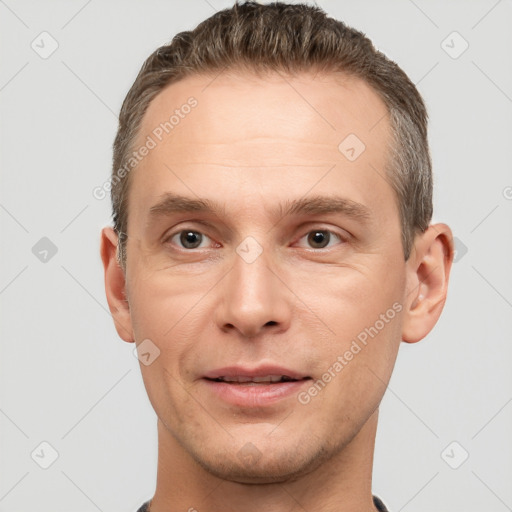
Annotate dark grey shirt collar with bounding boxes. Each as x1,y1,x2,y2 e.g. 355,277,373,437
137,495,390,511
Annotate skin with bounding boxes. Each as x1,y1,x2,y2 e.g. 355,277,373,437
101,70,453,512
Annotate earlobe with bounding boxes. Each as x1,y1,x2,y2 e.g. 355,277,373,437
401,223,454,344
100,227,134,343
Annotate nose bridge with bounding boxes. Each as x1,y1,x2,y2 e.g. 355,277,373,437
216,240,290,337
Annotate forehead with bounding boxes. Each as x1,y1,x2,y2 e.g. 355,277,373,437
138,70,390,165
129,70,394,219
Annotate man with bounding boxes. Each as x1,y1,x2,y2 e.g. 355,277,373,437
100,2,453,510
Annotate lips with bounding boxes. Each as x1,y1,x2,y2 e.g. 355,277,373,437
201,365,312,407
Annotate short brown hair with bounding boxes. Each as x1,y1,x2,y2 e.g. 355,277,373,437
111,0,432,265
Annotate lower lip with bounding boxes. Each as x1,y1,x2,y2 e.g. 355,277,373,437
202,379,310,407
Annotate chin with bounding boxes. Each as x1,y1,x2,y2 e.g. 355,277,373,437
189,438,334,484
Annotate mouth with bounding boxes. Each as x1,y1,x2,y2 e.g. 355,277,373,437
201,366,312,407
205,375,307,385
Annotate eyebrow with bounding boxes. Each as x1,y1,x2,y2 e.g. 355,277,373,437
148,192,371,222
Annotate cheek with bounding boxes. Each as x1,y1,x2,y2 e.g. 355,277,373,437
300,297,403,429
128,273,217,415
289,254,405,334
126,276,209,399
287,258,405,401
127,261,211,338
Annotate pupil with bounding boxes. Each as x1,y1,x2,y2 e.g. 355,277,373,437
309,230,329,248
180,231,202,248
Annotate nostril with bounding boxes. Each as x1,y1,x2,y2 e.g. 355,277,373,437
265,321,278,327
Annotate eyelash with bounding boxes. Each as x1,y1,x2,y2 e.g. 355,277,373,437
164,227,347,251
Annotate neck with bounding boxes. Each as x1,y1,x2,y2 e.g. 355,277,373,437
149,409,379,512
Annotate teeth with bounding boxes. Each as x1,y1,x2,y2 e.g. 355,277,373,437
218,375,294,383
222,376,253,383
253,375,282,383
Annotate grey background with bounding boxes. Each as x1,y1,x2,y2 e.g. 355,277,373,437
1,0,511,510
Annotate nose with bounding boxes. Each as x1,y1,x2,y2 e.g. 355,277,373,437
214,245,292,338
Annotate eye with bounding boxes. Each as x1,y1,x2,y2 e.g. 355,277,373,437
297,229,344,249
169,230,212,249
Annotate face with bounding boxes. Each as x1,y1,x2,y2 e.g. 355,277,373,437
120,71,409,483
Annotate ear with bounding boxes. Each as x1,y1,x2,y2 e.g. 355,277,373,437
401,223,454,344
100,227,134,343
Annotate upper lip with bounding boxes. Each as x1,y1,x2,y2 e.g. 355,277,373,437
203,365,310,381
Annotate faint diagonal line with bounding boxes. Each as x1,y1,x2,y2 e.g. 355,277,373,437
278,485,309,512
0,1,29,28
0,408,29,438
61,0,93,29
61,265,110,314
398,472,439,511
415,61,439,86
163,267,233,336
61,471,103,511
0,266,28,295
61,61,118,117
266,410,293,437
368,163,388,185
164,164,206,201
60,204,89,233
202,0,216,13
201,65,228,93
0,62,29,92
472,0,503,29
472,61,512,104
369,113,387,132
472,396,512,439
408,0,439,28
265,266,336,335
266,164,337,234
202,479,225,501
472,265,512,308
472,471,512,511
61,369,131,439
0,204,29,232
61,265,133,338
0,472,29,502
163,367,234,438
367,366,439,438
279,73,336,130
470,204,499,233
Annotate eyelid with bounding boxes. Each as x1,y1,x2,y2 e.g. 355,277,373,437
161,220,214,241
